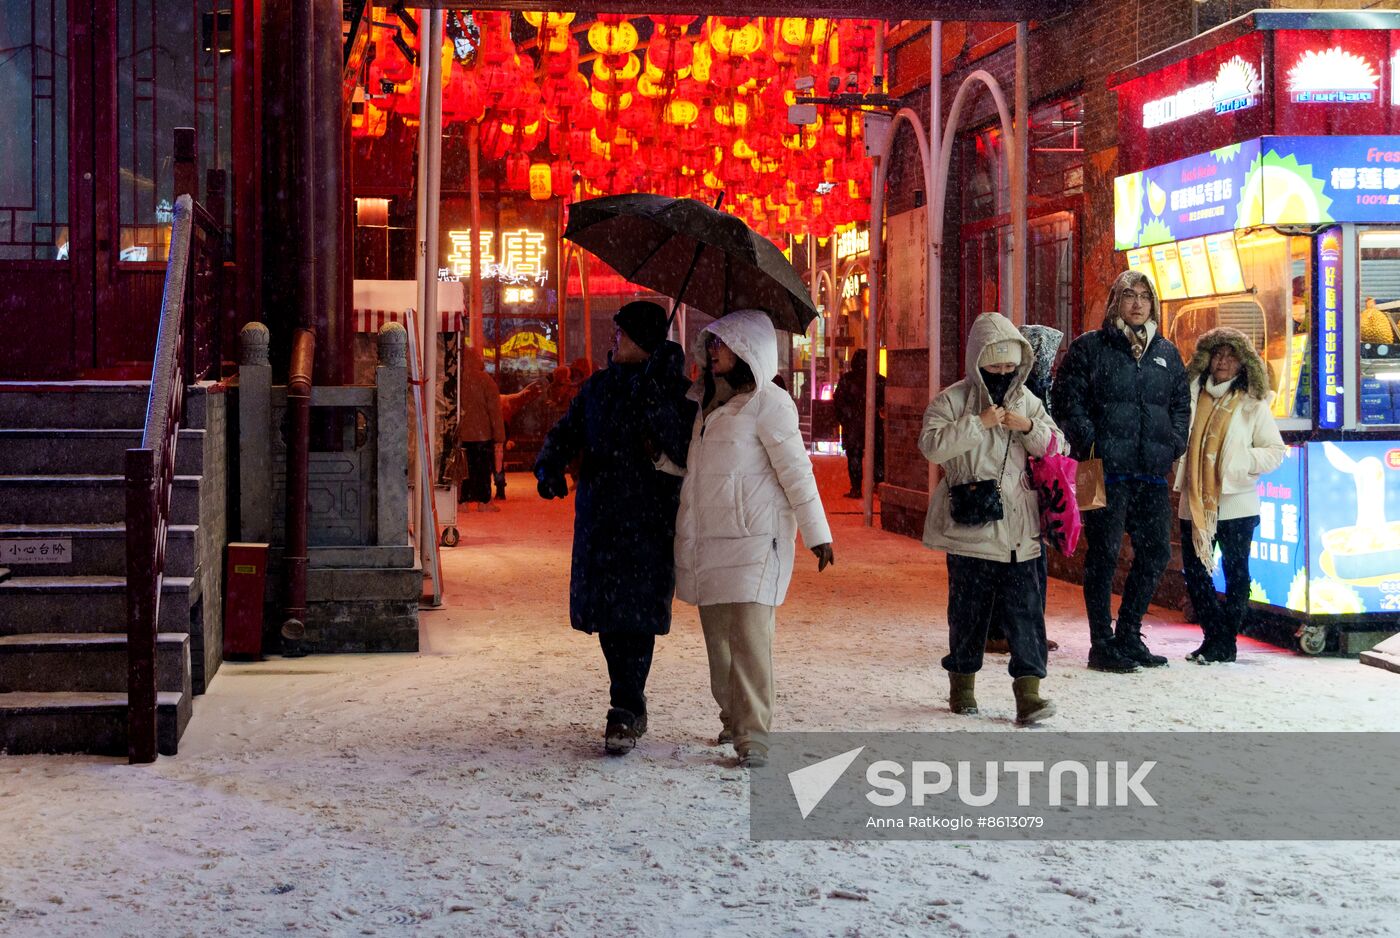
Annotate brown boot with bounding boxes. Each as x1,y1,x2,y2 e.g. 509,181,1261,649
948,671,979,715
1013,676,1056,725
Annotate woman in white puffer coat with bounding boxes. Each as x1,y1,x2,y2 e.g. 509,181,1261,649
661,310,833,768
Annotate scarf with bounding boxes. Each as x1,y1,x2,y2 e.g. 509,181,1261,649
1185,378,1244,572
1117,317,1155,360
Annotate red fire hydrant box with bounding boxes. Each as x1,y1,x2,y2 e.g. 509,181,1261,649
224,542,269,659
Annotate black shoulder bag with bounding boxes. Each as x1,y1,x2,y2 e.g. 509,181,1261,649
948,431,1013,526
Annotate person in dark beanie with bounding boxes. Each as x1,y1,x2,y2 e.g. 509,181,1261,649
534,300,696,755
1054,271,1190,673
832,349,886,498
1174,328,1284,663
921,312,1059,725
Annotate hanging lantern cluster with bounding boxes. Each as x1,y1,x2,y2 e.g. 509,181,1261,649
351,10,881,241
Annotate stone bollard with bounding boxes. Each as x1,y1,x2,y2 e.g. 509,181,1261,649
376,323,409,545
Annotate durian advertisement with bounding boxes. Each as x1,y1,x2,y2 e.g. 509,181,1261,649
1306,440,1400,615
1211,445,1307,612
1114,135,1400,251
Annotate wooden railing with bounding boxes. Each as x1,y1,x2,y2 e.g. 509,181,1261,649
125,193,224,763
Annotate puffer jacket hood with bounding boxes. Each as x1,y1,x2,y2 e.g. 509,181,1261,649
1020,324,1064,387
1101,269,1160,330
1186,327,1270,400
694,309,778,387
964,312,1035,407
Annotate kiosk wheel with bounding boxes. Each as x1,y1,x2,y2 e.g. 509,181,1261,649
1298,624,1327,656
440,526,460,548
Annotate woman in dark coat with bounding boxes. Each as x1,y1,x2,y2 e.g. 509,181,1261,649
534,301,696,754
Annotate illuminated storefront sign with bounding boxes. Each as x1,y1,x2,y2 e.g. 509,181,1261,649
1286,45,1380,104
1116,136,1400,250
1141,54,1262,128
1317,226,1343,430
836,227,869,260
446,228,550,283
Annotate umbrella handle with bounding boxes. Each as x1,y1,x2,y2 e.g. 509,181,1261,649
667,239,706,331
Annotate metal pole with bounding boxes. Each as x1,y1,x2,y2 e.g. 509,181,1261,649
1012,22,1029,324
829,234,837,394
863,23,886,528
468,123,484,351
928,20,943,499
313,0,342,384
808,236,817,404
556,197,566,363
410,26,430,557
422,10,444,607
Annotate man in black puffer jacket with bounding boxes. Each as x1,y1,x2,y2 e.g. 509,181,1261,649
1054,270,1190,673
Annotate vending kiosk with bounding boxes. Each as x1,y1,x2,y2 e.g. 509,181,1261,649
1110,11,1400,653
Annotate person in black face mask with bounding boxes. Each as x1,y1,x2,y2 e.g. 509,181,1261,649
980,366,1016,406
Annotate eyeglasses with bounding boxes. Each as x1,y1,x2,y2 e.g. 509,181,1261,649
1121,291,1153,304
704,334,725,350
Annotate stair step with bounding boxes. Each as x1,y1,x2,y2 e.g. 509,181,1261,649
0,690,188,756
0,523,198,578
0,381,151,429
0,474,201,524
0,576,194,635
0,632,189,694
0,428,204,475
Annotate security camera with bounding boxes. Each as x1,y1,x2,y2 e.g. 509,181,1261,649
827,75,841,94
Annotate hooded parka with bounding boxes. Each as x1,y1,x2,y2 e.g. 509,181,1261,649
670,310,832,607
920,312,1061,562
1053,271,1190,477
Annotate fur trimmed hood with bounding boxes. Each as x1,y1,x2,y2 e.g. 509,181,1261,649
1186,327,1270,400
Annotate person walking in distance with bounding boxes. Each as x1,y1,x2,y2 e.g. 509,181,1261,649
1054,271,1190,672
456,348,505,512
534,301,695,755
1175,329,1285,664
832,349,886,498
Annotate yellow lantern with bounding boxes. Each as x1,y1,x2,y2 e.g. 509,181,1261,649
713,101,749,128
529,162,554,200
779,18,832,50
664,99,699,125
691,40,712,82
731,138,756,160
587,19,639,57
636,73,666,99
592,52,641,83
709,19,764,57
590,89,633,111
522,11,575,28
702,170,725,190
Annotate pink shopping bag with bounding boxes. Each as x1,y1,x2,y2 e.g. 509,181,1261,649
1029,434,1082,556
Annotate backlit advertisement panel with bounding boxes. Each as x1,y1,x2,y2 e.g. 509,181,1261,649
1213,446,1307,612
1306,440,1400,615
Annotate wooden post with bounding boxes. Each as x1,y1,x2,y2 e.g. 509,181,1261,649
174,127,198,201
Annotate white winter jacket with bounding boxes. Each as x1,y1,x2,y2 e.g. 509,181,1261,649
1173,377,1287,521
667,310,832,607
920,312,1061,562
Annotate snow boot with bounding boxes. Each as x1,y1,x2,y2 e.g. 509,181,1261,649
1012,676,1056,725
604,708,641,755
1198,631,1237,664
1115,621,1167,667
1185,630,1211,662
738,746,768,769
1087,643,1140,673
947,671,979,715
716,721,734,747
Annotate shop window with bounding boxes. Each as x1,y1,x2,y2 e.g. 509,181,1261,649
1158,230,1312,421
0,0,68,260
1358,228,1400,426
961,95,1082,223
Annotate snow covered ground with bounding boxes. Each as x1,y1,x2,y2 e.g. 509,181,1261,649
2,456,1397,937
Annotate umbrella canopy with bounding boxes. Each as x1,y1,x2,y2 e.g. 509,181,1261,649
564,193,819,334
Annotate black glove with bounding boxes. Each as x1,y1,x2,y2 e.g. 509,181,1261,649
536,471,568,499
811,543,835,572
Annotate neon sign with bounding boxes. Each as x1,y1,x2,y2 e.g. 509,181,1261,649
1317,226,1342,429
836,227,869,259
446,228,550,284
1141,55,1262,129
1287,46,1379,104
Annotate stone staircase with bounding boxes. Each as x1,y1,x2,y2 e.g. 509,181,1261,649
0,382,201,756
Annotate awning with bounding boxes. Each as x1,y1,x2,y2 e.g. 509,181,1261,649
352,308,463,333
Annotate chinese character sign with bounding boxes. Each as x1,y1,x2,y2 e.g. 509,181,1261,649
1212,447,1306,612
445,228,550,283
1317,227,1342,430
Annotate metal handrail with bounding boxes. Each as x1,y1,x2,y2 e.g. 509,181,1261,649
125,193,223,763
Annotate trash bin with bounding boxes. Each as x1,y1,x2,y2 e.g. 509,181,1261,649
224,542,269,659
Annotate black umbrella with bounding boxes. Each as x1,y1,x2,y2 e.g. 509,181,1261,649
563,193,819,334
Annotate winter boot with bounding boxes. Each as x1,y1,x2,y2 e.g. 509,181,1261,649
1114,621,1168,668
738,746,768,769
1012,676,1056,725
716,721,734,747
1087,643,1141,673
1185,629,1211,662
604,708,640,755
947,671,979,715
1198,630,1237,664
